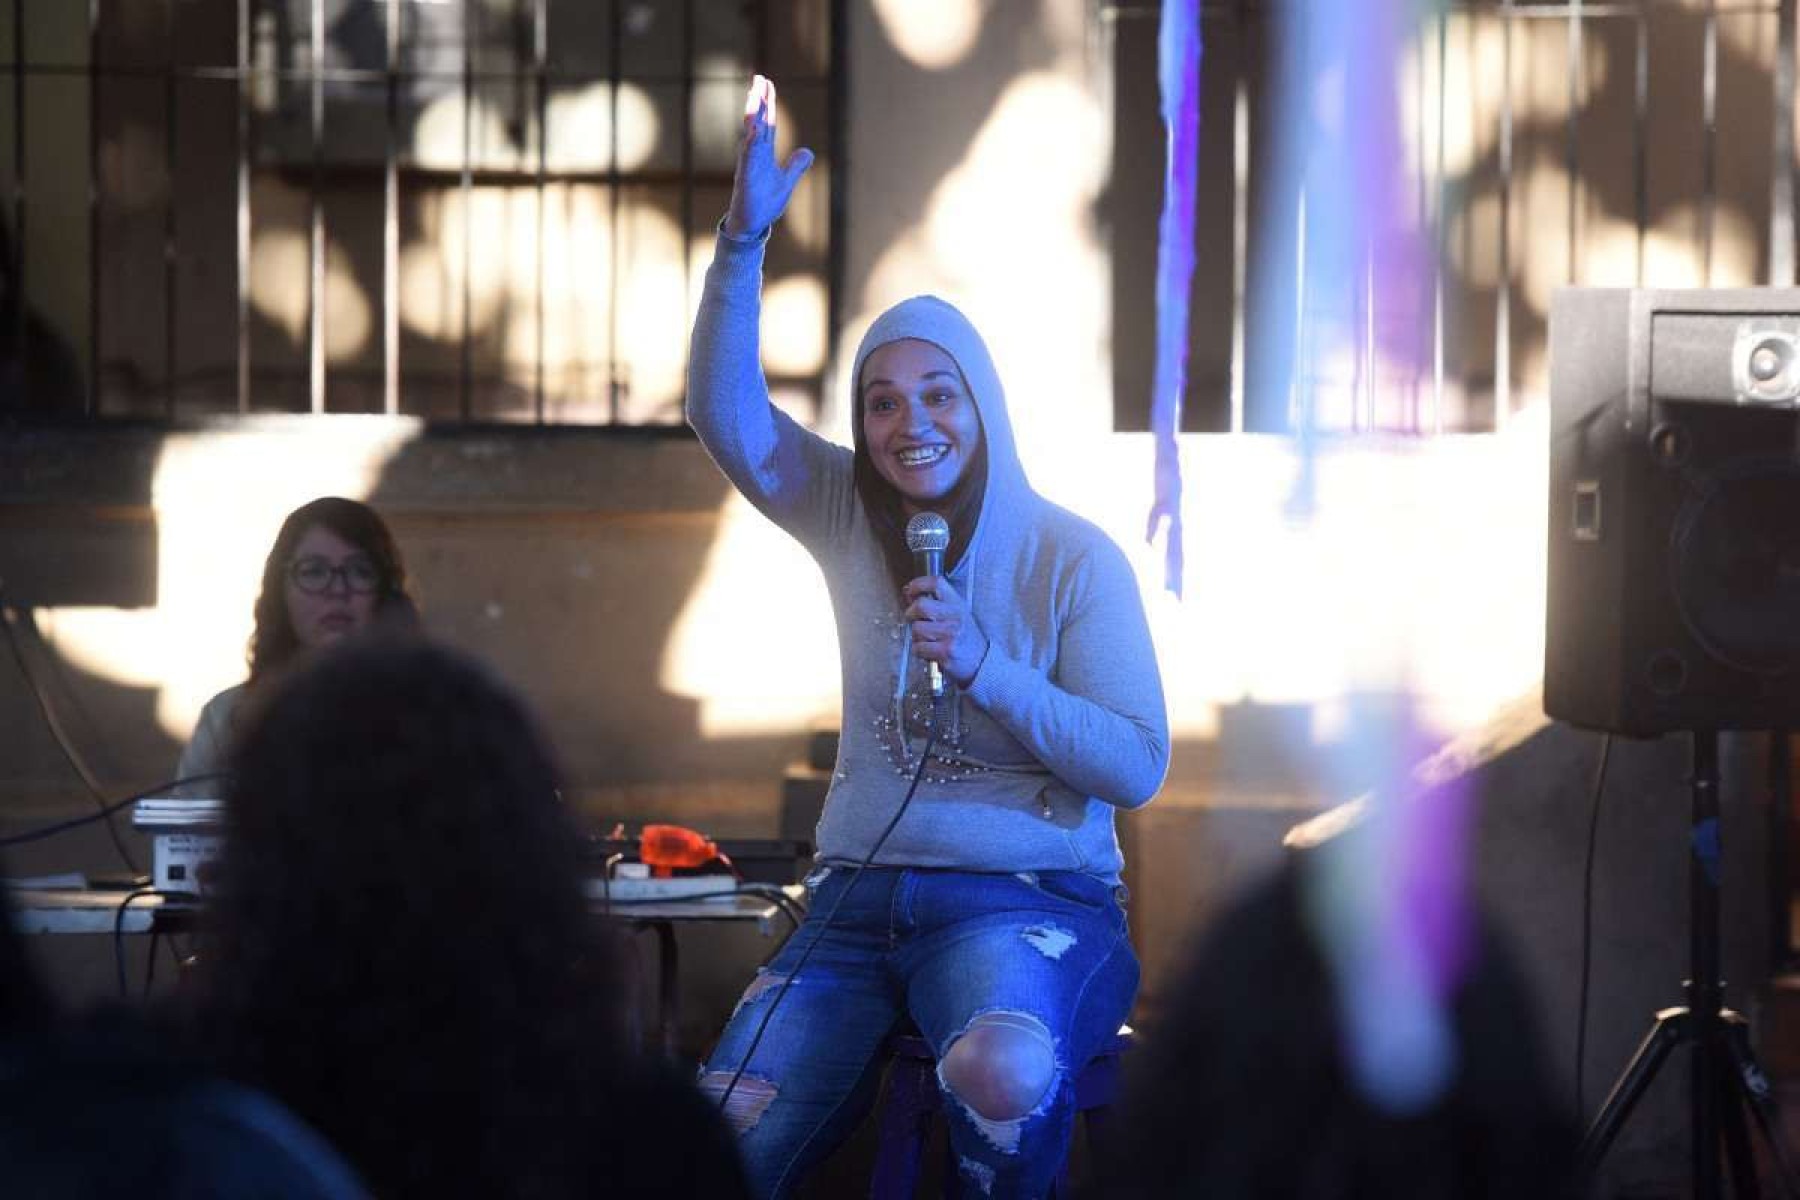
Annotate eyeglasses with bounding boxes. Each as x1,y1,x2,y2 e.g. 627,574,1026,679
288,556,382,595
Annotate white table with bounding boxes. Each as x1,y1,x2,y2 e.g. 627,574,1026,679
9,883,805,1055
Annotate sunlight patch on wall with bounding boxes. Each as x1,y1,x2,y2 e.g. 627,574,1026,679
409,82,662,173
762,276,830,378
248,228,312,343
546,82,662,173
137,421,416,740
858,69,1112,472
871,0,985,70
410,92,516,173
659,492,839,736
399,181,691,420
247,228,373,361
1063,432,1548,745
31,607,169,692
32,429,407,751
1577,204,1759,290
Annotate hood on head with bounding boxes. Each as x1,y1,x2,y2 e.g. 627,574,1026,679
848,294,1026,521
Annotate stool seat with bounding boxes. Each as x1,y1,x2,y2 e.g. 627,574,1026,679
870,1024,1134,1199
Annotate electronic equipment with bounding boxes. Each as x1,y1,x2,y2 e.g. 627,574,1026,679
580,871,739,903
131,798,225,896
1547,287,1800,735
579,829,811,885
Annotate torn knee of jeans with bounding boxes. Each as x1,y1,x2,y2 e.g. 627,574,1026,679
732,968,789,1016
696,1070,777,1134
937,1010,1058,1150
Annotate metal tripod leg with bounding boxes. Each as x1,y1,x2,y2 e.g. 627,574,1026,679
1721,1050,1762,1200
1723,1011,1800,1198
1581,1006,1690,1172
1582,1005,1800,1197
1578,732,1800,1197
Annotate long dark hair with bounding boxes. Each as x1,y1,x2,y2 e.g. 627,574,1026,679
197,638,633,1197
246,497,415,682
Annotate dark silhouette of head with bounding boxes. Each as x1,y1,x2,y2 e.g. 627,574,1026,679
247,497,416,683
1101,845,1580,1199
196,637,633,1197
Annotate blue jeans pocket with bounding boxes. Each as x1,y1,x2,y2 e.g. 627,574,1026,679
1023,869,1122,917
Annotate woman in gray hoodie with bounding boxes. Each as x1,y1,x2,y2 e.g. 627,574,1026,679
688,75,1170,1198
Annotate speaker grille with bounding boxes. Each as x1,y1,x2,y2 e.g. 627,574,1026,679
1669,459,1800,677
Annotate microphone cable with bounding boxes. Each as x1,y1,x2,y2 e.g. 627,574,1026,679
712,705,941,1115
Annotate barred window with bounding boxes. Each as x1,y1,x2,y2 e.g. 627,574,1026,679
1110,0,1795,434
1,0,839,423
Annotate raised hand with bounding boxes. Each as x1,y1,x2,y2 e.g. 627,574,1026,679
724,74,815,240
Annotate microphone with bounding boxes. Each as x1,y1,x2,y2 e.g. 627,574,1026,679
904,511,951,697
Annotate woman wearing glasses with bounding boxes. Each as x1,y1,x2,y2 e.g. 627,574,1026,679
177,497,418,786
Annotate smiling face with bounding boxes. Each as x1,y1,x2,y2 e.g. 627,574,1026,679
284,524,381,652
860,338,983,514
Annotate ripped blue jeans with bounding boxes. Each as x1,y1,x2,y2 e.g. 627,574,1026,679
698,865,1137,1199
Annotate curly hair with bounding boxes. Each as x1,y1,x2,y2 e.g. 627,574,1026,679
194,638,652,1198
246,497,416,682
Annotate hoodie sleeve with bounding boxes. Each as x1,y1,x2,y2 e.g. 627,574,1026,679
965,540,1170,809
685,228,854,549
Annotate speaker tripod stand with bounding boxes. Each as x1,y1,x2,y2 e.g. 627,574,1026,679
1581,731,1800,1199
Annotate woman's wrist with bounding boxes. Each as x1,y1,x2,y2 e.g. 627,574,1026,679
952,637,990,689
719,214,770,244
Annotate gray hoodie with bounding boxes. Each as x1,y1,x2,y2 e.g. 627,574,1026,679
687,230,1169,885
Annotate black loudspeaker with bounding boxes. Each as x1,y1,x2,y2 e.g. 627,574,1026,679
1546,288,1800,736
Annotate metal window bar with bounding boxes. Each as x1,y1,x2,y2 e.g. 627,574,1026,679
607,0,622,423
1567,0,1582,293
87,0,100,417
1705,0,1720,284
1778,0,1798,286
1433,2,1447,435
679,0,694,401
9,0,22,395
1496,0,1514,430
237,0,251,413
384,0,398,415
532,0,545,422
309,0,324,414
1635,2,1648,286
1228,5,1248,435
459,0,473,422
163,0,177,419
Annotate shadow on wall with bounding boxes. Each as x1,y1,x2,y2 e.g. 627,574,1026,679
847,4,1067,292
